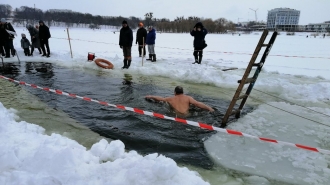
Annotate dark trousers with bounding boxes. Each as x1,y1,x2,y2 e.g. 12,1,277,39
193,48,203,59
40,39,50,55
31,46,42,55
4,39,15,57
138,42,146,56
0,40,5,56
23,48,30,56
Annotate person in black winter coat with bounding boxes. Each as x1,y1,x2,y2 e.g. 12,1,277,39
136,22,147,57
0,18,16,58
190,22,208,64
38,20,51,57
119,20,133,69
0,19,6,56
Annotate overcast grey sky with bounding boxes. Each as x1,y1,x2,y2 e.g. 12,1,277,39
3,0,330,25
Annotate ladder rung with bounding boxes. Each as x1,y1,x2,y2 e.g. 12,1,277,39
238,78,256,84
236,94,248,100
262,44,269,47
253,63,264,67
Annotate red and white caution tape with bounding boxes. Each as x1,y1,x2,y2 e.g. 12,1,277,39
1,75,330,155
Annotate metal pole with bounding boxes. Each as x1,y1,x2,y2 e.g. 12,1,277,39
66,28,73,58
16,51,20,63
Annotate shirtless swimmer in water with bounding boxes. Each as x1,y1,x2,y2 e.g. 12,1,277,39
145,86,214,117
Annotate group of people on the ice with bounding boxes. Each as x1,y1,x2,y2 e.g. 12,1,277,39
119,20,157,69
2,18,208,67
119,20,207,69
0,18,51,58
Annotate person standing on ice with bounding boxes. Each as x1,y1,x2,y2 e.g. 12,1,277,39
136,22,147,57
38,20,51,57
0,19,6,56
1,18,16,58
146,26,156,62
26,24,42,56
190,22,207,64
119,20,133,69
20,33,31,56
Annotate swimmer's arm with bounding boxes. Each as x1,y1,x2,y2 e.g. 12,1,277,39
189,97,214,112
145,95,169,102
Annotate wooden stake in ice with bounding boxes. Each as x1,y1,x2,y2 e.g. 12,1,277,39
67,28,73,58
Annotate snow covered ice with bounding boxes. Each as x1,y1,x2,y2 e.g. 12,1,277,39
0,102,209,185
0,25,330,185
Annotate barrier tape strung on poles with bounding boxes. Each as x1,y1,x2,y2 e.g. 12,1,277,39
1,75,330,155
52,36,330,60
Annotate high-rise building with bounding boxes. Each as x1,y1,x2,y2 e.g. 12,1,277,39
267,8,300,31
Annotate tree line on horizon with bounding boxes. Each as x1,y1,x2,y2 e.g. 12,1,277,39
0,4,264,33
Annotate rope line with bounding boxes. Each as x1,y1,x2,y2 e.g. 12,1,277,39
247,95,330,127
51,37,330,60
1,75,330,155
253,88,330,118
212,87,330,128
224,88,330,127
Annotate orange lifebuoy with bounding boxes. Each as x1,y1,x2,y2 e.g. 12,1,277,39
94,58,114,69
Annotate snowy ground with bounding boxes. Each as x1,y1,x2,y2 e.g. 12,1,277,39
1,25,330,185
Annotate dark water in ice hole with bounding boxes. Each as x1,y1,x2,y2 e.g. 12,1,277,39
0,62,253,169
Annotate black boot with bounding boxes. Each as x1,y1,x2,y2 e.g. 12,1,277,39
127,60,131,69
146,54,152,61
122,59,128,69
192,57,198,64
152,54,156,62
11,49,16,57
153,54,156,62
198,56,202,64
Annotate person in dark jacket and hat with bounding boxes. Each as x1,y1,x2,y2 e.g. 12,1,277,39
119,20,133,69
0,18,6,56
136,22,147,57
38,20,51,57
190,22,208,64
0,18,16,58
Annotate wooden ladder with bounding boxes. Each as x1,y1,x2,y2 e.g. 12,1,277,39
221,30,278,128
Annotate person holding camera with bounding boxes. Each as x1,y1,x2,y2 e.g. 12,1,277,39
190,22,208,64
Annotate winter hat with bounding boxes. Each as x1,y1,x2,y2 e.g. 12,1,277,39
122,20,127,24
21,33,26,37
148,26,153,29
0,18,6,23
195,22,203,28
26,24,32,29
39,20,44,24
